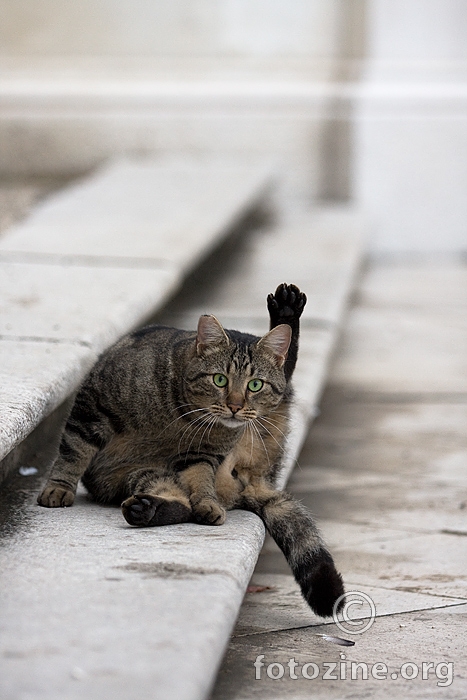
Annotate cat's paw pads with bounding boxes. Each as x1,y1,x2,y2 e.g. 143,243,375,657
192,498,226,526
267,283,307,323
121,494,192,527
37,483,75,508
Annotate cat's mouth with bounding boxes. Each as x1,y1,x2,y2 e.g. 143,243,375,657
215,415,245,429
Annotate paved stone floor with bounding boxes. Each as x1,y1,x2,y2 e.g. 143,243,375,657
210,259,467,699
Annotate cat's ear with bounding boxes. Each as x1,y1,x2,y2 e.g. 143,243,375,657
196,315,229,355
258,324,291,368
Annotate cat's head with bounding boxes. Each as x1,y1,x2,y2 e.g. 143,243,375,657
183,315,291,428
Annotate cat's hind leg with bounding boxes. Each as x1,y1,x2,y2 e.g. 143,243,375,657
121,460,225,527
120,471,192,527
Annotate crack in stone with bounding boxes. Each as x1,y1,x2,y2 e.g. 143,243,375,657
0,334,92,347
232,601,467,639
0,250,176,271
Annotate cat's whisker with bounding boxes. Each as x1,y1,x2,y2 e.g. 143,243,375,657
197,415,217,453
206,415,219,443
177,411,209,441
189,416,215,455
255,418,285,451
264,408,286,420
256,415,287,439
247,421,255,464
167,402,195,416
162,403,198,424
178,419,205,456
152,406,207,443
184,414,214,456
256,413,286,432
250,420,270,468
178,407,209,420
176,412,210,454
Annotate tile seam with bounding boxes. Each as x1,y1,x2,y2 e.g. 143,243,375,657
0,251,177,271
0,334,93,347
232,602,467,639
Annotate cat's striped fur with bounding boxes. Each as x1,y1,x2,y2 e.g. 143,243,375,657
38,284,344,617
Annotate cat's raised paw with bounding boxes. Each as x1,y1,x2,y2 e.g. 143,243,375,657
267,283,307,324
37,482,75,508
121,493,192,527
192,498,226,526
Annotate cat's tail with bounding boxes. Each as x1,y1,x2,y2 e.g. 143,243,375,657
241,489,345,618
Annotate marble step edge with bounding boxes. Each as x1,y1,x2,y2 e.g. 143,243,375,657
193,232,364,699
185,249,363,699
0,209,365,700
0,159,274,467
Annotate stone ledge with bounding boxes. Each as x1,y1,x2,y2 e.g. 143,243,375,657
0,205,364,700
0,158,273,464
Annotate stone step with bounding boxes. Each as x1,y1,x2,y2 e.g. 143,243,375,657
0,158,273,468
0,205,365,700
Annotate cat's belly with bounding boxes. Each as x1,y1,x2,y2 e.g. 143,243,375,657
215,421,287,508
89,433,170,468
84,427,237,481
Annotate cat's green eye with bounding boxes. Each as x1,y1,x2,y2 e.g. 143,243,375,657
213,373,228,388
248,378,263,392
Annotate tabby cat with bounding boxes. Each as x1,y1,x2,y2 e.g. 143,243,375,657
38,283,344,617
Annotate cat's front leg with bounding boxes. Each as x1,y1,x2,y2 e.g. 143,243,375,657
38,418,100,507
267,283,307,382
177,461,226,525
37,385,119,507
238,481,345,618
267,282,307,329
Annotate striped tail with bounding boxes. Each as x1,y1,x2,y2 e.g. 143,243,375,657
242,490,345,617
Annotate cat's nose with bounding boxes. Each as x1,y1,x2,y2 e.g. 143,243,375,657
228,403,243,415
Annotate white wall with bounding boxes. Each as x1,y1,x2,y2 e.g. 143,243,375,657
354,0,467,253
0,1,363,204
366,0,467,67
1,0,466,252
0,0,344,64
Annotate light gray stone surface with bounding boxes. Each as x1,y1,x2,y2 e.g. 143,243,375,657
0,180,60,237
0,493,264,700
0,262,178,345
0,341,96,464
0,159,272,271
157,207,365,327
330,306,467,394
212,605,467,699
330,263,467,394
0,204,364,700
0,159,273,463
233,573,465,638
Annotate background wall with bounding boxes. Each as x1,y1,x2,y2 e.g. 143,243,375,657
0,0,353,65
354,0,467,253
0,0,466,253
